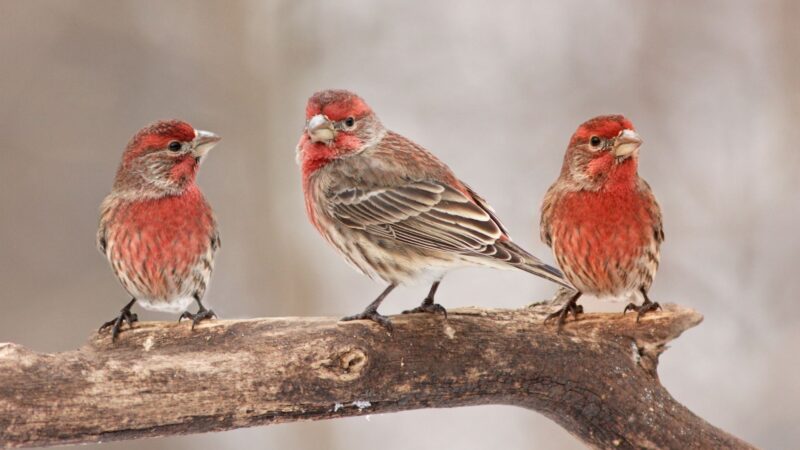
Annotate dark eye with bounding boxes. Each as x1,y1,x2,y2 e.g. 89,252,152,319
168,141,182,152
344,117,355,128
589,136,602,148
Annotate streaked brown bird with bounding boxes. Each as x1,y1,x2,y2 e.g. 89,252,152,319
297,89,570,328
540,115,664,327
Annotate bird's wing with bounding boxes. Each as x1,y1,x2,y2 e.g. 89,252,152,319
211,229,221,252
329,180,570,286
328,180,515,258
639,178,665,244
97,199,112,256
539,183,558,247
462,183,510,236
96,226,107,255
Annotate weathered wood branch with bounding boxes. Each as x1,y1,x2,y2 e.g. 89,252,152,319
0,304,754,449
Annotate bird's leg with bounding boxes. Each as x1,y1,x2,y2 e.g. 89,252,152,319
402,281,447,317
544,290,583,330
623,288,662,322
179,295,217,330
341,283,397,330
98,298,139,341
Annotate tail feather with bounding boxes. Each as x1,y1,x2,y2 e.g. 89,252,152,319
497,240,573,289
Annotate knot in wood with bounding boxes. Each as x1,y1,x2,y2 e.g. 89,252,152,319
316,347,368,382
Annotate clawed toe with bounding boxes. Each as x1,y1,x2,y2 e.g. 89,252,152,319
98,308,139,342
624,301,662,322
341,310,393,331
179,308,217,330
402,301,447,318
543,303,583,329
543,292,583,330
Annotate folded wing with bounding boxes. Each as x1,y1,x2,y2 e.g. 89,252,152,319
330,181,530,265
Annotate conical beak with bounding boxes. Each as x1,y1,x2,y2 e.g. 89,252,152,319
193,129,221,158
613,129,642,158
307,114,335,143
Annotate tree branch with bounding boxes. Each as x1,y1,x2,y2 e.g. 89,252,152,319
0,304,754,449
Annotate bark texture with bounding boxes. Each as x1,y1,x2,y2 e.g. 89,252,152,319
0,304,754,449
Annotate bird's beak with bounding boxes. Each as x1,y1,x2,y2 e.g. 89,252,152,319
307,114,335,144
193,129,221,158
613,129,642,158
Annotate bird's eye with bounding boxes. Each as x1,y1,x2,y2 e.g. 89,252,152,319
168,141,182,152
344,117,355,128
589,136,602,148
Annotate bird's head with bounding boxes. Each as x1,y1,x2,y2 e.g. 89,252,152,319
561,115,642,188
297,90,385,170
116,120,220,196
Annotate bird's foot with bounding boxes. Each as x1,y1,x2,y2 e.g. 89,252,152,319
544,302,583,330
98,309,139,342
402,298,447,318
341,309,393,331
623,300,661,322
179,308,217,330
529,286,574,309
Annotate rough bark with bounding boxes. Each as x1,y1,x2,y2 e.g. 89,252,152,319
0,304,754,449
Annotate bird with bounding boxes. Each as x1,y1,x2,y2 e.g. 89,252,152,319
296,89,570,328
540,115,664,327
97,120,222,340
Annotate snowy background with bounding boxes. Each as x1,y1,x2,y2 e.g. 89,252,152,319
1,1,798,448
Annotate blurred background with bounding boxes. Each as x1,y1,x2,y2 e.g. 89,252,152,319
1,1,798,448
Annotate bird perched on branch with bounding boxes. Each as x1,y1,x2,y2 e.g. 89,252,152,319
540,115,664,327
297,89,570,328
97,120,222,340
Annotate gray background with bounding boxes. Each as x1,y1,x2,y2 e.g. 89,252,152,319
1,1,798,449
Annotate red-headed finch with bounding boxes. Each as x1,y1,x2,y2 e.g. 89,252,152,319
97,120,221,340
540,115,664,327
297,89,570,328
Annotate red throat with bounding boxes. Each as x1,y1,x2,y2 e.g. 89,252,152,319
299,135,334,180
587,153,639,193
298,131,364,181
169,154,199,186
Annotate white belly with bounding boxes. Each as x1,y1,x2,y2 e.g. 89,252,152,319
136,296,196,313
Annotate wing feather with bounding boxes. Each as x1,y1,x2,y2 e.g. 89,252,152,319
329,181,505,255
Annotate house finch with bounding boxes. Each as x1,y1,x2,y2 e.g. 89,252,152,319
540,115,664,327
297,89,570,328
97,120,221,340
